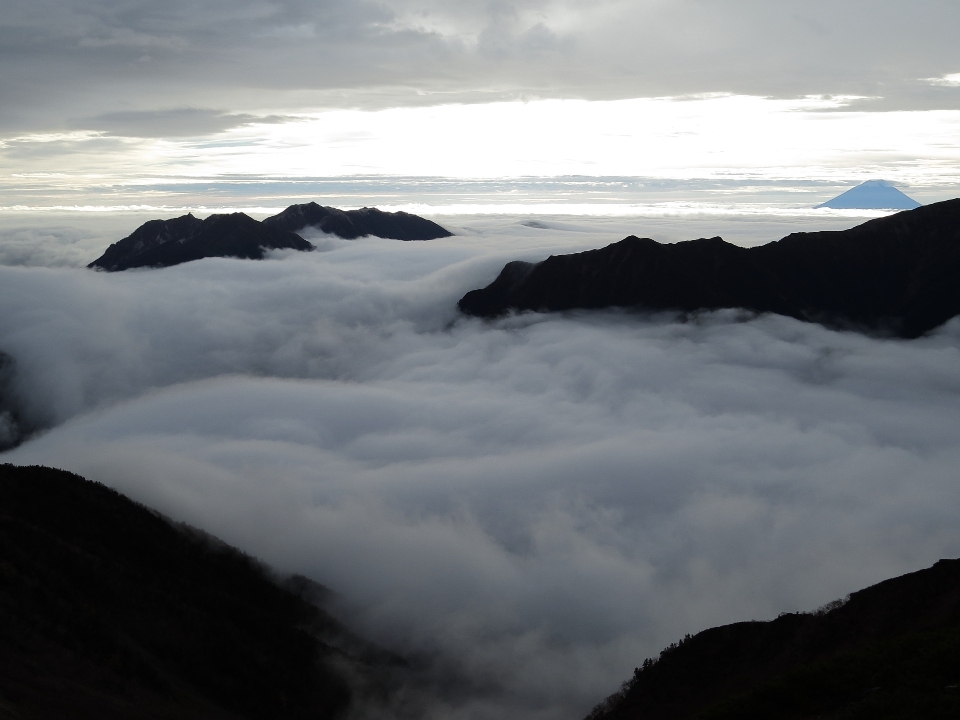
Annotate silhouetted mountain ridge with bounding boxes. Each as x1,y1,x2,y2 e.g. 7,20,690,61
262,202,453,240
89,212,313,271
0,463,408,719
88,204,452,271
587,558,960,720
459,199,960,338
0,352,26,452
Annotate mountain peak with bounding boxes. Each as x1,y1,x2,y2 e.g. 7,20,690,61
88,212,313,271
262,203,453,240
816,180,921,210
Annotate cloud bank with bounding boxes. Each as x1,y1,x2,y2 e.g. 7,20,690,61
3,217,960,718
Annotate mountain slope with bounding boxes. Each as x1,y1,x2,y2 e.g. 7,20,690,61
0,464,366,719
459,198,960,338
88,212,314,271
587,558,960,720
88,204,453,271
262,202,453,240
0,352,27,452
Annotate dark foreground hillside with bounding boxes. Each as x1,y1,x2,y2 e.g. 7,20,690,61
0,464,400,720
0,352,28,452
587,558,960,720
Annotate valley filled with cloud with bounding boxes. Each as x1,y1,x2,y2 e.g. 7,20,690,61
3,217,960,718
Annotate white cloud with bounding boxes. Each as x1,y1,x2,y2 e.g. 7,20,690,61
928,72,960,87
5,97,960,188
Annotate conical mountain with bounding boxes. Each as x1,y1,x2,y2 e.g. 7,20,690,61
816,180,921,210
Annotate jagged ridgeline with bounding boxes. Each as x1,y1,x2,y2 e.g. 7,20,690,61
0,464,409,720
459,198,960,339
586,558,960,720
88,203,452,271
262,202,453,241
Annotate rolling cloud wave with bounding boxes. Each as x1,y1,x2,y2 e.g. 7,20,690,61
3,221,960,718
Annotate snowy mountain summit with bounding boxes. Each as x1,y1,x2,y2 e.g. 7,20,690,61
816,180,921,210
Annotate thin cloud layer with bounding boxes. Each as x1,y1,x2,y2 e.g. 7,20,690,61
6,97,960,196
3,217,960,718
75,109,290,138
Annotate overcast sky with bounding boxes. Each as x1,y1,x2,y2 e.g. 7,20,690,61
4,0,960,132
2,0,960,188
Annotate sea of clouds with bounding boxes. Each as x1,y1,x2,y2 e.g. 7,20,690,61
2,212,960,719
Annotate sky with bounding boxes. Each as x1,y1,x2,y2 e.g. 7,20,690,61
4,3,960,719
3,0,960,207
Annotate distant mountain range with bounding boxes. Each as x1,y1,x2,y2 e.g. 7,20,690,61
817,180,921,210
88,204,452,271
459,198,960,338
586,558,960,720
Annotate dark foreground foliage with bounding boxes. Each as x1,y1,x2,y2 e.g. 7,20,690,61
0,464,365,720
587,559,960,720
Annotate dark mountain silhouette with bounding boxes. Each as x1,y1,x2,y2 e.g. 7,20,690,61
262,202,453,240
587,558,960,720
0,351,25,452
0,463,409,720
816,180,921,210
88,204,452,271
88,212,314,271
459,198,960,338
3,463,957,719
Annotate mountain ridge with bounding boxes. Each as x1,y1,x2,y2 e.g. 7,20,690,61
459,198,960,338
88,204,453,271
586,557,960,720
2,464,958,718
0,463,411,719
88,212,313,271
262,202,453,240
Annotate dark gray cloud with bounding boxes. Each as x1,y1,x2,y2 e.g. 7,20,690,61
2,215,960,717
2,0,960,135
74,108,290,137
